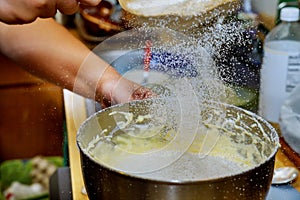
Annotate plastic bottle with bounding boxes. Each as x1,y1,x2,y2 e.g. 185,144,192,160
276,0,299,24
259,7,300,124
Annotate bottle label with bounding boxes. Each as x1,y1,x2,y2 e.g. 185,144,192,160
286,53,300,92
259,40,300,123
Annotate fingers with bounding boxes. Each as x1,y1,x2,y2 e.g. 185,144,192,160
0,0,56,24
56,0,79,15
97,75,156,108
100,86,155,108
131,86,156,101
0,0,101,24
111,80,156,107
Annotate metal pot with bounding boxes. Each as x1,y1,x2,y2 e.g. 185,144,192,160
77,99,279,200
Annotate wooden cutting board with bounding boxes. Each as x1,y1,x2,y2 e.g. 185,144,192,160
64,90,89,200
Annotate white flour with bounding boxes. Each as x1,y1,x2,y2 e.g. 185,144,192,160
120,0,237,16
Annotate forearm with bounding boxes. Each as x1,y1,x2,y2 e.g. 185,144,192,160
0,18,121,101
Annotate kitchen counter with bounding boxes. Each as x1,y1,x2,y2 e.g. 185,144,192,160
62,90,300,200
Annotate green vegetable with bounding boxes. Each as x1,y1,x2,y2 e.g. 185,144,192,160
0,156,63,200
0,160,33,191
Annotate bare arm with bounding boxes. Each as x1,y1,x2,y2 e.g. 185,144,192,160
0,18,152,107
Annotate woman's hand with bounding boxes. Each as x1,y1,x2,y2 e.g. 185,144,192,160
0,0,101,24
95,68,155,108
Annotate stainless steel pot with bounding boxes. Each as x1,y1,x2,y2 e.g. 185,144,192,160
77,99,279,200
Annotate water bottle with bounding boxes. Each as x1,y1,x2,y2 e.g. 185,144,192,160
276,0,299,24
259,7,300,124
